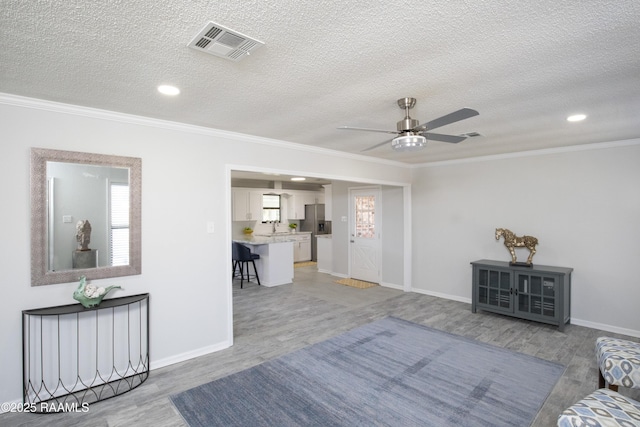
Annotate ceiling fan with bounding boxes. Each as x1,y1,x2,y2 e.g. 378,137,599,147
338,98,479,152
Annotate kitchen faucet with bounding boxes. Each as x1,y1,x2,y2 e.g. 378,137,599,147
272,220,278,233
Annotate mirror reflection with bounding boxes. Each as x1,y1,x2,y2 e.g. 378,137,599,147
31,148,141,286
46,162,130,272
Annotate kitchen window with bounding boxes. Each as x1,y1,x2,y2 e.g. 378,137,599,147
262,194,281,222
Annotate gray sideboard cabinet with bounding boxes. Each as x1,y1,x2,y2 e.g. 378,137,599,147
471,260,572,331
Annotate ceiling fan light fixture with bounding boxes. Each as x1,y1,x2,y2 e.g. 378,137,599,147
391,134,427,151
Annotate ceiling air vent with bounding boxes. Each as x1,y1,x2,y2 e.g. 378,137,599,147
187,21,264,62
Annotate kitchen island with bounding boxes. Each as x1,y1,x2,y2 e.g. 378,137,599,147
233,232,310,287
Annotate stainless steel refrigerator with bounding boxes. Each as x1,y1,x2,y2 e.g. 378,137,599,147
300,204,331,261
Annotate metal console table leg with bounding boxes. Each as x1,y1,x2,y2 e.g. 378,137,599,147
22,294,150,413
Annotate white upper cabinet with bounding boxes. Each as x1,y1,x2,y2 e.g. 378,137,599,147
287,193,306,220
233,189,263,221
286,191,326,220
232,187,324,222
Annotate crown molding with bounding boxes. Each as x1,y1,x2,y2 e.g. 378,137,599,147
6,92,633,171
414,138,640,168
0,92,408,169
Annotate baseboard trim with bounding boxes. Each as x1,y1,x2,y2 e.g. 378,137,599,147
410,288,640,338
412,288,472,304
380,281,404,291
151,340,232,371
569,318,640,338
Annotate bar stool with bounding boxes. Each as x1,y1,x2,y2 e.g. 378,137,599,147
232,242,261,288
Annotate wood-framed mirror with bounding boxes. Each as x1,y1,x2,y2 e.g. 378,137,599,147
30,148,141,285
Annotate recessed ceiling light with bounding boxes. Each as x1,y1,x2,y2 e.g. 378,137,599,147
567,114,586,122
157,85,180,96
290,177,306,181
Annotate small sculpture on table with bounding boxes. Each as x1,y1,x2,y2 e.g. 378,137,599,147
73,275,122,308
495,228,538,266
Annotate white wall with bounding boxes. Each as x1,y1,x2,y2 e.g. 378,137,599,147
0,95,411,404
327,180,355,277
411,141,640,336
381,185,404,288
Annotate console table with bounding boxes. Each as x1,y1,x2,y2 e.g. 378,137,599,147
22,293,149,412
471,260,572,331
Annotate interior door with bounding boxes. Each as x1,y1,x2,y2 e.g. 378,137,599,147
349,187,381,283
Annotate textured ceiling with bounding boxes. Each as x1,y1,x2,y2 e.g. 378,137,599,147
2,1,640,164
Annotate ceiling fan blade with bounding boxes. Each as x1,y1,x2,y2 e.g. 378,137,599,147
415,108,479,131
423,132,467,144
361,138,394,152
338,126,399,135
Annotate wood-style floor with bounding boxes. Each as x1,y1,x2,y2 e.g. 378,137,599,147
5,266,640,426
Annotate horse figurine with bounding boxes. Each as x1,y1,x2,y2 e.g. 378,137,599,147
495,228,538,265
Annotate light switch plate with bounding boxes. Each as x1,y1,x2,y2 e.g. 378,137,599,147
206,221,215,233
63,215,73,223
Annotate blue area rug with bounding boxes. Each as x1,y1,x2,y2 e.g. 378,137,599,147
171,317,564,426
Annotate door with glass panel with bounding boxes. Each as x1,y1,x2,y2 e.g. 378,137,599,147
475,267,513,314
514,273,558,322
349,187,381,283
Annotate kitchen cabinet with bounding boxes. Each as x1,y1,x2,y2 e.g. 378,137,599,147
316,235,332,273
233,189,263,221
231,187,323,221
323,184,332,221
287,194,308,220
471,259,572,331
292,233,312,262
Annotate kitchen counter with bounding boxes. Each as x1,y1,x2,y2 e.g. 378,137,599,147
236,231,311,245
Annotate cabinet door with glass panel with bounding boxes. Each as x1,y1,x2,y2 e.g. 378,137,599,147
475,266,513,314
515,273,559,322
